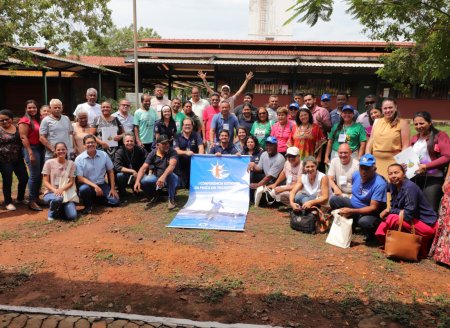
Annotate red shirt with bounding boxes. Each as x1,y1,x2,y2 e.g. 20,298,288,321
18,116,40,145
202,105,220,140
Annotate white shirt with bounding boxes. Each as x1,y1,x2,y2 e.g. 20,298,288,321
190,98,210,118
73,102,101,125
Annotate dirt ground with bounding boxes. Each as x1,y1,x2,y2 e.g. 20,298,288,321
0,191,449,328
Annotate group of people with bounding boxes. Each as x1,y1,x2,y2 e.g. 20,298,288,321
0,76,449,266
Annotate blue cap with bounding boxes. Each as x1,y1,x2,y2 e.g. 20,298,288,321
342,105,355,112
289,102,300,109
321,93,331,101
266,136,278,144
359,154,376,167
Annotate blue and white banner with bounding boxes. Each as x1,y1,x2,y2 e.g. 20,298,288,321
167,155,250,231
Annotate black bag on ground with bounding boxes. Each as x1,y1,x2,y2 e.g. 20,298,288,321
290,209,318,234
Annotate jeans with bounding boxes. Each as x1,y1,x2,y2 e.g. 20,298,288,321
294,193,316,205
330,195,384,239
78,183,120,208
23,144,45,202
116,172,134,197
0,159,28,205
141,173,178,201
43,192,77,220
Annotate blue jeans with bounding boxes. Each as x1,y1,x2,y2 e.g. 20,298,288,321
141,173,178,201
23,144,45,202
78,183,120,208
0,159,28,204
43,192,77,220
294,193,316,205
116,172,134,197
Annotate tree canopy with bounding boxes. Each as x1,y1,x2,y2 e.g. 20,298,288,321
72,24,161,56
0,0,112,57
286,0,450,93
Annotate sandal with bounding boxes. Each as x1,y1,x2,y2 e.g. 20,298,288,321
28,202,43,211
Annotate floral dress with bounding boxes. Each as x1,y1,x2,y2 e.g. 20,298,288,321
429,183,450,265
290,123,326,160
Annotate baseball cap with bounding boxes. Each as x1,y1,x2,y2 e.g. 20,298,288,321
342,105,355,112
289,102,300,110
221,85,230,91
156,134,170,144
359,154,376,167
265,136,278,144
286,147,300,156
321,93,331,101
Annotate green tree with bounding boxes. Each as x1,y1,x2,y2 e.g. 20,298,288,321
286,1,450,93
73,24,160,56
0,0,112,56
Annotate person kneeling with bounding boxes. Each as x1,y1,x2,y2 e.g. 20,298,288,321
75,134,120,214
329,154,387,243
289,156,329,210
375,164,437,257
134,134,179,209
42,142,77,221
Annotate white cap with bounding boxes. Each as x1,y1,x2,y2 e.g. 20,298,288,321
286,147,300,156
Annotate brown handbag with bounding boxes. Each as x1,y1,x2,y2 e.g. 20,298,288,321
385,210,423,261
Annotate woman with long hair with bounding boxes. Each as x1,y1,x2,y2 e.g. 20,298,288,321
154,105,177,146
410,111,450,212
243,135,263,165
19,100,44,211
365,107,383,137
234,127,248,153
250,107,273,149
366,97,410,180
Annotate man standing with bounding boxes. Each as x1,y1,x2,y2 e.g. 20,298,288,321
329,154,387,243
327,143,359,198
356,95,377,129
320,93,332,113
151,84,171,113
39,98,73,161
171,98,185,132
198,70,254,110
189,86,209,118
134,94,158,152
114,133,147,199
238,104,255,132
266,95,279,122
288,102,299,121
112,99,134,133
330,92,359,126
73,88,101,125
174,118,205,188
234,92,258,119
134,135,179,209
303,93,331,133
202,93,221,148
210,101,239,145
76,134,120,214
293,93,304,107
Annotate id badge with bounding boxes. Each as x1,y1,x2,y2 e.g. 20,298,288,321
339,175,347,186
176,121,180,130
156,104,163,112
223,123,229,131
338,133,346,143
286,175,293,185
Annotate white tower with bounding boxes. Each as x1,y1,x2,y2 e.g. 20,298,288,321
248,0,295,40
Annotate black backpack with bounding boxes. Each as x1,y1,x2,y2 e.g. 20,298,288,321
290,208,319,234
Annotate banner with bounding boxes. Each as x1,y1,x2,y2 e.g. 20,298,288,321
167,155,250,231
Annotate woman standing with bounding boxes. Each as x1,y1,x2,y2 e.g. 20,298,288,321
376,164,437,258
234,127,248,153
366,98,410,180
0,109,28,211
250,107,273,149
290,108,326,161
410,111,450,212
42,142,77,221
19,100,44,211
90,101,124,158
324,105,366,164
154,105,177,146
365,107,383,137
72,110,90,156
270,107,294,156
183,101,202,134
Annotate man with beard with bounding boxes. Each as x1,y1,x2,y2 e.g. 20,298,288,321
330,92,359,126
320,93,332,113
189,86,209,118
151,84,171,113
171,98,185,132
356,95,377,129
266,94,279,122
303,93,331,133
202,93,221,150
234,92,258,120
73,88,101,125
134,94,158,152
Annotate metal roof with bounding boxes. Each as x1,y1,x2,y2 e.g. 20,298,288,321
128,58,383,68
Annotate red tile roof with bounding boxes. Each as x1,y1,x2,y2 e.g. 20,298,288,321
67,55,131,67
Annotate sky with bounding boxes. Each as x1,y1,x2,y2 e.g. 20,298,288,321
108,0,372,41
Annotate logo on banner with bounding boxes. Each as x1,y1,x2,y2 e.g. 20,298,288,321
209,161,230,180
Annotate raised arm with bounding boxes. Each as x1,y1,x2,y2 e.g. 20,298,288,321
198,70,215,96
234,71,254,97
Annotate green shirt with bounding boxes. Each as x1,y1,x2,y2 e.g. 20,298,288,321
173,112,186,132
133,108,158,144
328,122,367,152
251,121,273,149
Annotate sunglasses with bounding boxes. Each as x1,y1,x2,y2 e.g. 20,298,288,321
365,101,376,105
0,118,11,123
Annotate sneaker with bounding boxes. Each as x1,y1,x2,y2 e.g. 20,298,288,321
168,199,176,210
6,203,16,211
81,206,93,215
16,199,28,205
29,202,43,211
47,217,55,221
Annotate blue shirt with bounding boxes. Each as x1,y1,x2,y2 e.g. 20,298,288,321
75,150,114,185
350,172,387,209
389,179,437,225
173,132,203,153
209,143,238,155
330,108,359,126
210,114,239,143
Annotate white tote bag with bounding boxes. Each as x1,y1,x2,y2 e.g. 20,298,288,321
254,186,266,207
326,209,353,248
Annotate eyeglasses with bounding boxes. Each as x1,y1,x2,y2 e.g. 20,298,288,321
0,118,11,123
365,101,376,105
258,113,267,115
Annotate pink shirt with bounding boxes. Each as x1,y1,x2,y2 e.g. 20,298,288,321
202,105,220,140
311,105,331,132
270,120,294,153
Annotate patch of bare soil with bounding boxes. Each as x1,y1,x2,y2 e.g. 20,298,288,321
0,193,449,327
